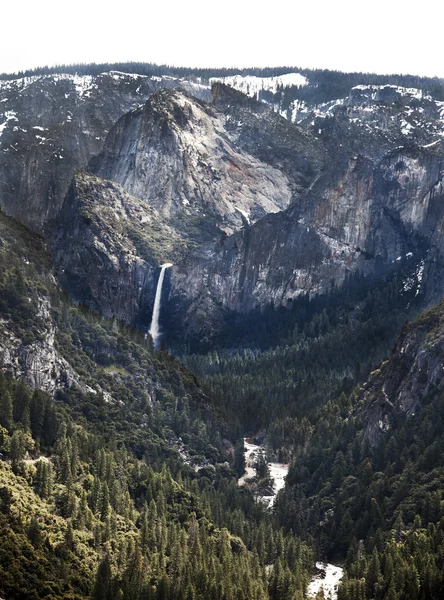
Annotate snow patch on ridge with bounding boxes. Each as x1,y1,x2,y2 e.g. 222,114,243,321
352,84,426,100
210,73,308,99
0,110,18,137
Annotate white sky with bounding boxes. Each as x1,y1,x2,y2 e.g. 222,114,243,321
1,0,443,78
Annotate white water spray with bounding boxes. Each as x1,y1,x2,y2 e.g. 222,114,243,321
149,263,172,348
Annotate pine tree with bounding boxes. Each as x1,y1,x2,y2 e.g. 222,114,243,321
34,460,53,498
27,516,43,548
254,449,269,480
30,390,46,440
13,381,31,428
64,520,76,552
366,549,381,597
101,482,110,521
0,389,13,430
140,508,150,554
157,575,170,600
93,555,113,600
234,439,246,477
10,431,25,472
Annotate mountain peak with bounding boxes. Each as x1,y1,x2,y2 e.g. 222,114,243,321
211,81,268,112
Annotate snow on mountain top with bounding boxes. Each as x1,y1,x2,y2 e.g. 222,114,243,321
277,73,308,86
0,73,96,97
150,75,184,83
69,74,94,97
210,73,308,98
106,71,149,80
352,84,427,100
0,75,41,92
0,71,201,100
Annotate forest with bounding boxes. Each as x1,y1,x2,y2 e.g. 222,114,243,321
181,257,426,439
275,305,444,600
1,203,443,599
0,209,315,600
179,265,444,600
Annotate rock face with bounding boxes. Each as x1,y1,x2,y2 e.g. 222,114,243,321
361,301,444,445
0,301,84,395
210,83,324,196
0,71,209,232
0,212,91,395
90,85,323,236
51,172,187,325
167,87,444,342
301,84,444,147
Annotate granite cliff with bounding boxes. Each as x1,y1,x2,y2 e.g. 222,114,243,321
361,300,444,445
3,69,444,346
51,84,325,333
168,85,444,342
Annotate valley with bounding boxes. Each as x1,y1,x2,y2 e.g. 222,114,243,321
1,62,444,600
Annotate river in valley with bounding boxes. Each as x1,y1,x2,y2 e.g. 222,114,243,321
238,440,344,598
238,439,289,507
307,562,344,599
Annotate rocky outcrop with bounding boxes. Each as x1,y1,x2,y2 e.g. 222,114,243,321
0,210,100,395
162,84,444,343
167,143,443,344
50,172,187,324
361,300,444,444
211,83,325,193
0,310,84,395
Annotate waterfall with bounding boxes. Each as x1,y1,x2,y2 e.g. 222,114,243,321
149,263,172,348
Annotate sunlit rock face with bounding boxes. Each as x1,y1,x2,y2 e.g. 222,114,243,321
167,85,444,344
90,85,323,235
0,300,83,396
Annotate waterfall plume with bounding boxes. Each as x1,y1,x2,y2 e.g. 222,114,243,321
149,263,172,348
